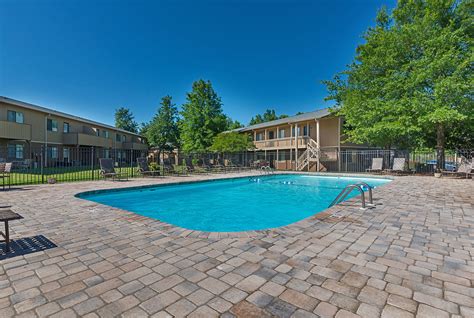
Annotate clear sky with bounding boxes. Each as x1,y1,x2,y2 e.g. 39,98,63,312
0,0,395,126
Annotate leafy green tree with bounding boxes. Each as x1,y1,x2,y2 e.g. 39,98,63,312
324,0,473,170
226,117,244,130
179,80,228,152
145,96,180,158
210,132,255,153
114,107,138,133
249,109,288,125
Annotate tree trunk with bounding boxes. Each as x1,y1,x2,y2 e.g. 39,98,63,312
436,124,445,172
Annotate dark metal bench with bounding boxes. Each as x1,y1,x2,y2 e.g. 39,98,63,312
0,209,23,253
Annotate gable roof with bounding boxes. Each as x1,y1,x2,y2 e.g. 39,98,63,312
0,96,143,137
235,108,331,132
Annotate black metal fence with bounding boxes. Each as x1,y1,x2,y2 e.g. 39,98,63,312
0,145,472,186
0,145,147,186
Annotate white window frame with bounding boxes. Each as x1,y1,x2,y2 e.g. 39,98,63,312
8,110,24,124
47,119,58,132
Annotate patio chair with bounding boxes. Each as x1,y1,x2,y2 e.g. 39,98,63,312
0,209,23,253
224,160,239,172
0,163,12,191
384,158,407,175
202,158,223,173
196,159,211,173
366,158,383,174
99,158,128,181
442,161,473,178
185,158,208,174
137,158,161,177
211,158,226,173
162,159,181,176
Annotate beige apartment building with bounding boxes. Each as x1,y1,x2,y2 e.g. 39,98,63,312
0,96,147,165
235,108,364,171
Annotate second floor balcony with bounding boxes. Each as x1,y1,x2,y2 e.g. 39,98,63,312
63,132,113,148
0,121,31,140
122,141,148,150
253,136,312,150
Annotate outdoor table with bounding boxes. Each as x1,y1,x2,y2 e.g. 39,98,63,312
0,209,23,253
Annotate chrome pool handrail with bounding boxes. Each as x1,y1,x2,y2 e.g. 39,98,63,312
328,184,369,210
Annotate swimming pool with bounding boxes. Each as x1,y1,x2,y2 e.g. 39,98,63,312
78,174,391,232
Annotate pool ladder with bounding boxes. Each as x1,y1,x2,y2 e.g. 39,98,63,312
260,166,274,175
328,182,375,210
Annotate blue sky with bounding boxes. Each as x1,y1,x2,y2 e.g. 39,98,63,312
0,0,395,126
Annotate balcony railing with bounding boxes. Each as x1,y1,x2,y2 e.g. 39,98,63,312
253,136,311,149
63,133,113,148
0,121,31,140
122,142,148,150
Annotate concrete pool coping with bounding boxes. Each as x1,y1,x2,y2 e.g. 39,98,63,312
73,172,395,239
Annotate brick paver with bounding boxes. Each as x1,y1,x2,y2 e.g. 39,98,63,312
1,172,473,317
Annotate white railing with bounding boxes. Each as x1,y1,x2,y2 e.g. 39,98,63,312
296,138,320,171
253,136,311,149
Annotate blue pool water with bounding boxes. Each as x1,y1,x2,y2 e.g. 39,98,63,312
78,174,391,232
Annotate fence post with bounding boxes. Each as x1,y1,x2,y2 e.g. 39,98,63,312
91,147,95,180
40,145,45,184
130,150,134,178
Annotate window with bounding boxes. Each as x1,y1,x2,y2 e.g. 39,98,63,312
49,147,58,159
121,135,126,142
104,149,110,158
303,125,308,136
116,134,121,142
292,126,302,136
95,129,100,136
268,131,275,140
7,144,24,159
63,122,70,133
7,110,24,123
255,132,264,141
63,148,70,162
278,129,285,138
103,131,109,139
47,119,58,132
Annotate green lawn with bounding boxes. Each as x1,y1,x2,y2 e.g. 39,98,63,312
3,164,233,186
6,166,138,186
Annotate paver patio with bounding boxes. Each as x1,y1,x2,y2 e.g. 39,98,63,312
0,172,473,317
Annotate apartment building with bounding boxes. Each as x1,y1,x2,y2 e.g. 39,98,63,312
0,96,147,164
235,108,364,171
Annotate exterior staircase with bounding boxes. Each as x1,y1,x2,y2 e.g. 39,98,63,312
296,138,321,171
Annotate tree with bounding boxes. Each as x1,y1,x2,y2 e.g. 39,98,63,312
115,107,138,133
179,80,228,152
210,132,255,153
226,117,244,130
145,96,180,158
324,0,473,171
249,109,289,125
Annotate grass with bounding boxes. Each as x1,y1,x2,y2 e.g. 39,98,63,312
5,166,137,186
4,164,237,186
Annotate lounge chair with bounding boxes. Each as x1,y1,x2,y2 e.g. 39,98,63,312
0,208,23,253
384,158,407,175
442,161,473,178
224,160,239,172
185,158,208,174
203,158,223,173
196,159,211,173
366,158,383,174
99,158,128,181
162,159,181,176
137,158,161,177
0,163,12,191
211,158,226,173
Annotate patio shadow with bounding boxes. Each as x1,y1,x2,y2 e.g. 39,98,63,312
0,235,57,260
